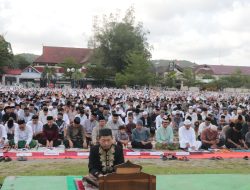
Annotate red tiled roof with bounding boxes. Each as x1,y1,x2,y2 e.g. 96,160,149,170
33,66,44,73
34,46,92,65
195,65,250,75
33,66,65,73
4,69,22,75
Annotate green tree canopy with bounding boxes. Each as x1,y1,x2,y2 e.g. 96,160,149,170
89,7,152,81
115,52,154,87
0,35,13,73
11,55,31,69
58,57,81,79
181,68,196,87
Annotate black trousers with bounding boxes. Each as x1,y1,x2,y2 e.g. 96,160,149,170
33,133,44,144
131,141,152,149
86,136,92,148
40,139,61,147
64,139,83,148
201,139,225,149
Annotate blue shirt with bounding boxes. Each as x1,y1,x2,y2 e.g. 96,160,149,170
132,127,150,142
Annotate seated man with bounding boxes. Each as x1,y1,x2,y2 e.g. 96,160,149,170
131,120,152,149
155,117,179,150
83,113,98,148
245,125,250,147
64,117,86,148
55,112,67,140
115,125,129,148
92,116,112,145
83,128,124,187
41,116,61,147
0,123,8,148
225,122,248,149
9,119,37,149
179,120,201,151
27,115,44,144
201,125,224,149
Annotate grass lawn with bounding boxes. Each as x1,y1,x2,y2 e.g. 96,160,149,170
1,158,250,185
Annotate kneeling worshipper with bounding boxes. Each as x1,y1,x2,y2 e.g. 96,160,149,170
0,124,8,148
225,122,248,149
64,117,86,148
179,119,201,151
155,116,179,150
41,116,61,147
26,115,44,144
83,128,124,188
201,125,224,149
131,120,152,149
9,119,37,149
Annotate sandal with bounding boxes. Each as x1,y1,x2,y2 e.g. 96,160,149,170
161,155,168,161
4,156,12,162
17,156,27,161
0,156,5,162
243,156,249,160
179,156,189,161
209,156,216,160
216,156,223,160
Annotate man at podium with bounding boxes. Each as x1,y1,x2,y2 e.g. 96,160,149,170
83,128,124,187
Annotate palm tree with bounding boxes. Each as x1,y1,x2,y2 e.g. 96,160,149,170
41,66,57,87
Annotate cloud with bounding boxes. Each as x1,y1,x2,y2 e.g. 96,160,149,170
0,0,250,66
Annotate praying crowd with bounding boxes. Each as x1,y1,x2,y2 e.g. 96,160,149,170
0,86,250,151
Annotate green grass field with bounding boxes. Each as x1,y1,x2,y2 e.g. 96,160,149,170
1,158,250,185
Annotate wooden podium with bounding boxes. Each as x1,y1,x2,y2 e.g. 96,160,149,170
98,161,156,190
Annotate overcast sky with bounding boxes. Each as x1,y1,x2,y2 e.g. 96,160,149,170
1,0,250,66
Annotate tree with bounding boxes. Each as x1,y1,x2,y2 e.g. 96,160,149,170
58,57,81,79
11,55,31,69
89,7,152,80
86,64,113,83
115,52,154,87
164,71,177,87
0,35,13,73
41,66,57,87
181,68,196,87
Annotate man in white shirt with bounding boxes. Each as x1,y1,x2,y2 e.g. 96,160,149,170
198,117,212,137
27,115,44,144
15,104,24,120
155,110,165,129
39,107,52,125
75,109,87,126
0,124,8,147
22,107,34,123
9,119,37,149
179,119,201,151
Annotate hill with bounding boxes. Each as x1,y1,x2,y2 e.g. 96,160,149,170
152,60,197,69
16,53,39,63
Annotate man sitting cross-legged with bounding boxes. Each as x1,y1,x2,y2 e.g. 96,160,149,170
64,117,87,148
155,116,179,150
115,125,129,148
131,120,152,149
9,119,37,149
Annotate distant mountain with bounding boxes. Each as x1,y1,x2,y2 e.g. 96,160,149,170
16,53,39,63
152,59,197,69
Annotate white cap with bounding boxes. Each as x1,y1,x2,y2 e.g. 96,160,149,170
184,119,192,126
210,125,217,131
